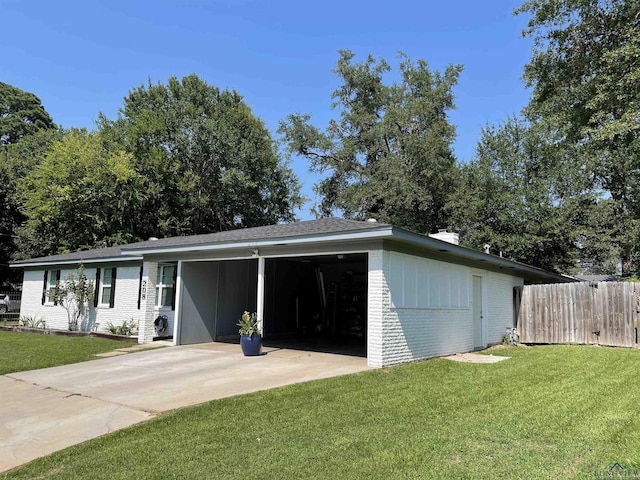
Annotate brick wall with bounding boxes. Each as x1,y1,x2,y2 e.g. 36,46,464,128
377,249,523,366
484,272,523,344
366,250,385,367
20,265,144,334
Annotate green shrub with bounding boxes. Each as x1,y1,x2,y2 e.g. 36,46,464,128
19,315,45,328
105,319,138,336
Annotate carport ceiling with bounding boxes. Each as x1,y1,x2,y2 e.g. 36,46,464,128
285,253,367,265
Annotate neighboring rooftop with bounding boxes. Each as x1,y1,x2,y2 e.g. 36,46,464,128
574,274,620,282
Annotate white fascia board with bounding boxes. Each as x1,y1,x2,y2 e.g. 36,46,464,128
120,228,393,256
390,228,568,282
10,256,143,269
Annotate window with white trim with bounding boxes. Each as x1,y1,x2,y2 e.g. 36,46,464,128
43,270,60,305
100,268,113,306
156,264,176,309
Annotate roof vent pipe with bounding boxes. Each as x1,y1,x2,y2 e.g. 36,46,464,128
484,244,491,254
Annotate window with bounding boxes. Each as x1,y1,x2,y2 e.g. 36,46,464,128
42,270,60,305
156,264,176,309
100,269,113,306
94,267,117,308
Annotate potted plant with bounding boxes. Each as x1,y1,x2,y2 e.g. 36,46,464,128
237,311,262,356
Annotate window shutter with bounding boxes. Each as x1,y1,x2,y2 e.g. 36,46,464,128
53,270,61,305
94,268,101,308
171,264,178,310
137,266,143,309
109,268,117,308
41,271,48,305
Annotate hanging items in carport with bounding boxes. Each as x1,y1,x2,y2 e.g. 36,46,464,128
266,255,367,340
310,265,366,339
339,269,366,338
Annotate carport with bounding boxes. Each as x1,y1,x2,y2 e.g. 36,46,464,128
176,253,368,356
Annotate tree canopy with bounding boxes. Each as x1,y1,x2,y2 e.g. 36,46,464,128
279,50,462,234
518,0,640,147
0,82,54,145
447,117,596,273
0,83,55,284
17,130,143,257
15,75,302,259
517,0,640,275
100,74,302,240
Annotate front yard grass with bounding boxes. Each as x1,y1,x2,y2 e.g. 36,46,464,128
0,330,132,375
3,344,640,479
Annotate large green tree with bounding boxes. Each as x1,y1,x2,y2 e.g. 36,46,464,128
99,74,301,239
279,50,462,234
447,117,593,273
517,0,640,275
17,130,143,258
0,83,55,283
0,82,54,145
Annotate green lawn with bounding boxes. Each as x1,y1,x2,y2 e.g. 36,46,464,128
3,345,640,479
0,330,132,375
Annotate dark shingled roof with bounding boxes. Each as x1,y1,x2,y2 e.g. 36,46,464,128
121,217,390,251
574,274,620,282
10,245,143,265
12,218,389,265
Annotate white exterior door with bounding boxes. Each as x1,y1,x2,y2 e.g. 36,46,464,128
472,275,484,349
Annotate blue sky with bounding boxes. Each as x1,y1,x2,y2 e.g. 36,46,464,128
3,0,533,219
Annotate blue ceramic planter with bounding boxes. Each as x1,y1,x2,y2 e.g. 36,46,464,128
240,334,262,356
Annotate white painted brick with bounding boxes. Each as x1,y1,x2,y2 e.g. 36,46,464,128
20,265,144,334
378,250,524,367
139,262,158,344
484,273,523,345
367,249,385,368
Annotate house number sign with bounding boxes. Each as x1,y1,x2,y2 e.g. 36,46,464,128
141,280,147,301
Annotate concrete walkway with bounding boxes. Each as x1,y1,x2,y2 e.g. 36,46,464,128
0,343,369,473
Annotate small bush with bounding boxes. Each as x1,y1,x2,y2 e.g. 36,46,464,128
19,315,45,328
106,319,138,336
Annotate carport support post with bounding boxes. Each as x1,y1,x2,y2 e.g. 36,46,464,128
257,256,265,337
367,250,384,367
138,261,158,344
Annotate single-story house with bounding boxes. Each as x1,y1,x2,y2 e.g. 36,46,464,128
11,218,571,367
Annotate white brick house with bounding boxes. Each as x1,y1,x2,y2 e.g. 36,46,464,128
12,218,570,367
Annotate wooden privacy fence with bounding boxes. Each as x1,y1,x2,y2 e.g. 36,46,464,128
516,282,640,348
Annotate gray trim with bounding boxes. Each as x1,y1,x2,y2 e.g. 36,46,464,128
121,229,392,256
9,218,571,283
11,256,143,268
388,227,572,283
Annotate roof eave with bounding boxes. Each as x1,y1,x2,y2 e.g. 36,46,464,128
390,227,571,283
10,256,143,269
120,227,394,256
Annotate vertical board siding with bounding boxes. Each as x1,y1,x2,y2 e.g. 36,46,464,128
517,282,640,348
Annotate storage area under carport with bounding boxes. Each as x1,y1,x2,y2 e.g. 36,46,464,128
179,259,257,345
177,253,368,357
263,253,367,355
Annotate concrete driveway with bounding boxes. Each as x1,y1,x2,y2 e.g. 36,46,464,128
0,343,369,473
